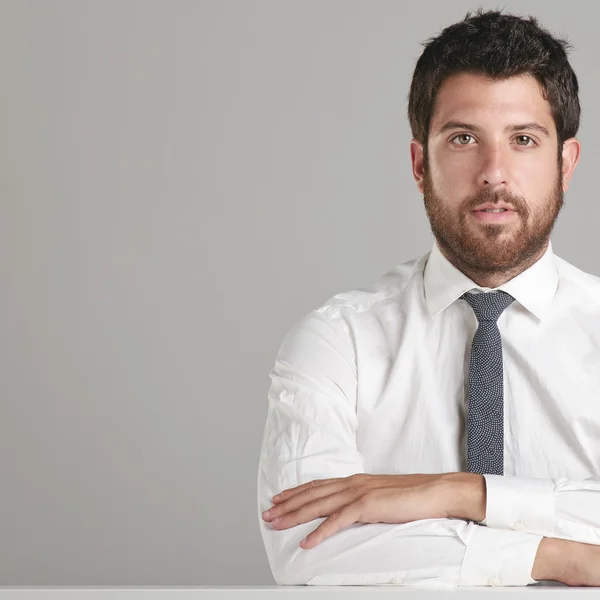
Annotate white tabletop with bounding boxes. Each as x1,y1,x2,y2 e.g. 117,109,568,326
0,585,597,599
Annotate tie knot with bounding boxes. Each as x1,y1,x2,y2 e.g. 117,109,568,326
461,290,515,323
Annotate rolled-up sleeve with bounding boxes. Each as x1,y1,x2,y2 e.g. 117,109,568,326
257,309,545,587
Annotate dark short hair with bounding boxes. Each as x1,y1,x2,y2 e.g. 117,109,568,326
407,8,580,153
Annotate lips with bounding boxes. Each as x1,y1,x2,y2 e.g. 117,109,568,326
470,208,518,223
473,202,516,212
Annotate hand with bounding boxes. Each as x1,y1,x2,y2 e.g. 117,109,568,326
261,472,457,549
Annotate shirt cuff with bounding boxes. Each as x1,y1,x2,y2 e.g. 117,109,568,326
483,474,555,535
459,523,544,586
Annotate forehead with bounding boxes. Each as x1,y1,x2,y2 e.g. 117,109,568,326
430,72,555,134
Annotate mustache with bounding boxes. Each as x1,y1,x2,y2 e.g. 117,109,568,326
463,190,526,212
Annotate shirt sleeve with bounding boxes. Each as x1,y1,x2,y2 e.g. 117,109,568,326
483,473,600,545
257,309,545,587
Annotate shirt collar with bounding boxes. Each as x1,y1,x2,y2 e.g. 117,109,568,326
423,238,559,321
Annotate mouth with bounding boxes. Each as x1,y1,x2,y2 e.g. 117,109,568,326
470,208,518,223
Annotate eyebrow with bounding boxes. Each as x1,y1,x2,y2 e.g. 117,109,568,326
436,121,551,138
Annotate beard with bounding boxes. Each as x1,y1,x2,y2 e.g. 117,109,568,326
422,155,564,274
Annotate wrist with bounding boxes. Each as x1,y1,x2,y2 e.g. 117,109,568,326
443,472,486,522
531,537,574,583
537,537,600,586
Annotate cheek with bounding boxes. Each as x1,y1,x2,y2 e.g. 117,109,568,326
430,162,472,201
429,149,474,186
514,161,558,200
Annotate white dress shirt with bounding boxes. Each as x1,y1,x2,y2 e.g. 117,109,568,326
257,238,600,587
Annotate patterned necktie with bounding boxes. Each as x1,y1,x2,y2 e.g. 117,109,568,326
460,290,515,475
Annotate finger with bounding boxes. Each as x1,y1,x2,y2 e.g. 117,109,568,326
265,482,353,521
300,505,360,549
270,488,361,531
271,478,342,503
272,472,370,502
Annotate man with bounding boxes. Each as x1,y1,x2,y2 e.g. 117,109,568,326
257,8,600,587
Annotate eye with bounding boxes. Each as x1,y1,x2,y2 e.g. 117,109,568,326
450,133,476,146
515,135,536,147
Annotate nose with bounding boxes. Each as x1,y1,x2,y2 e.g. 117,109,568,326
478,146,509,188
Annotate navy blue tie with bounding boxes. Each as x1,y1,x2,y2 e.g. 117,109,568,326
460,291,515,475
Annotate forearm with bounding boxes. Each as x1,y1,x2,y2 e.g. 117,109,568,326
530,537,600,585
444,471,487,522
531,537,571,583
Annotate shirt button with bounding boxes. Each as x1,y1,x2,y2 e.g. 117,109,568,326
514,521,526,531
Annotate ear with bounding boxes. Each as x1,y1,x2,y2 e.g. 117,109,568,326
561,137,581,192
410,138,426,193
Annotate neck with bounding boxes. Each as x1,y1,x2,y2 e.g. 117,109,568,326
436,240,550,289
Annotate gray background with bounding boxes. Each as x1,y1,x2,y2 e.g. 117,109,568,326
0,0,596,586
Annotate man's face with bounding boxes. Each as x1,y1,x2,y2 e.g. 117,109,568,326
418,72,565,273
